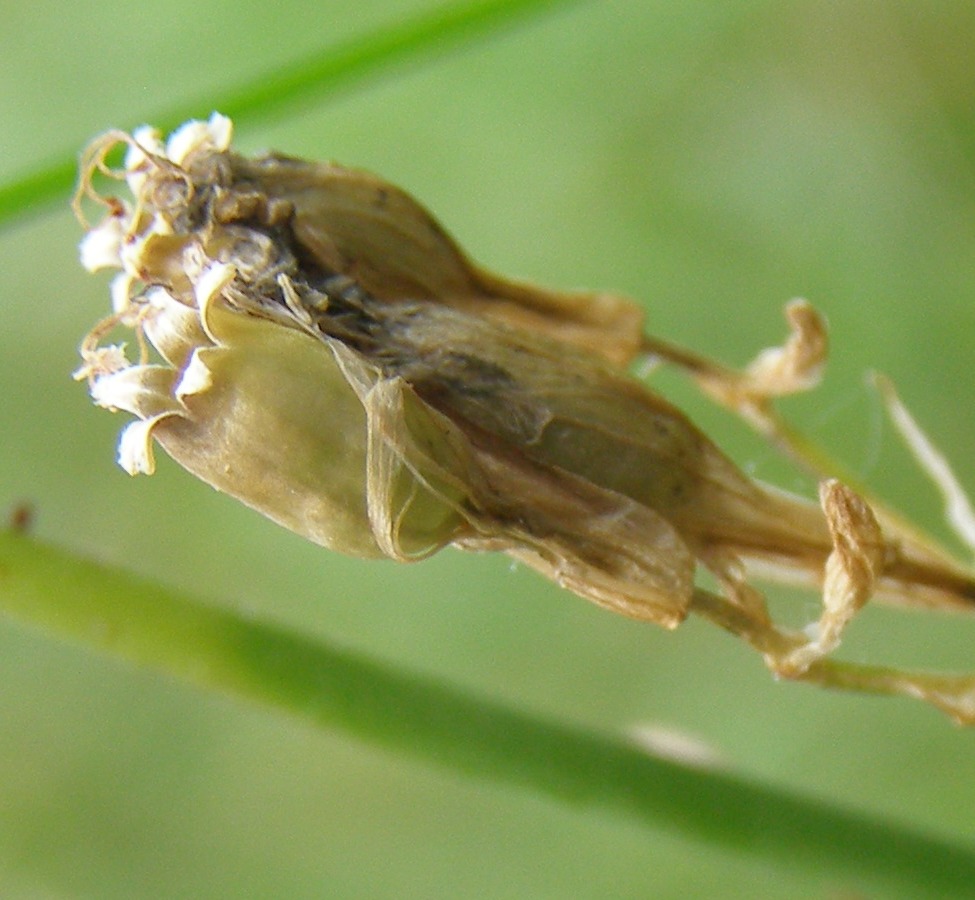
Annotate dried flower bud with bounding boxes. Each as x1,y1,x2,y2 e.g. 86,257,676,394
74,114,975,721
73,113,729,626
74,114,471,560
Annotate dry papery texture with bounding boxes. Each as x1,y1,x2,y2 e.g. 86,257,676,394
77,114,975,722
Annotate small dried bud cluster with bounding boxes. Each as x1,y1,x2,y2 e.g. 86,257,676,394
76,116,401,557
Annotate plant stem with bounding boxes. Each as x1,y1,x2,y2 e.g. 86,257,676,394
1,530,972,898
0,0,586,228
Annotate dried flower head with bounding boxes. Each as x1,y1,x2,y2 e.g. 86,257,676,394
75,114,975,721
74,115,473,560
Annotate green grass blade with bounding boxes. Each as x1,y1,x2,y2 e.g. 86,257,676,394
1,529,974,898
0,158,79,229
0,0,585,229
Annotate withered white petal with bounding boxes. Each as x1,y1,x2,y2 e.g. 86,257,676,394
174,349,214,400
205,112,233,153
109,273,137,314
165,112,233,166
118,415,173,475
79,217,126,271
128,126,164,165
165,121,209,166
90,364,181,418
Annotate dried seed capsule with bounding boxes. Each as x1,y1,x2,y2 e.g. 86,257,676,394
75,115,975,722
74,114,710,625
75,116,469,560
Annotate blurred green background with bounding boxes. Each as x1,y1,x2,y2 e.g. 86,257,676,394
2,1,975,896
